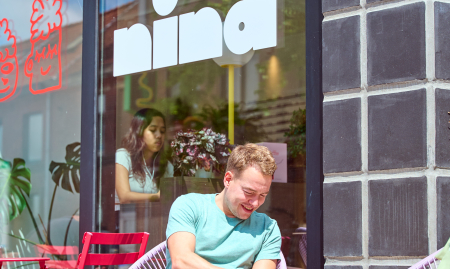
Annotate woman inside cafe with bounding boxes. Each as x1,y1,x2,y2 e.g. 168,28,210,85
115,108,173,205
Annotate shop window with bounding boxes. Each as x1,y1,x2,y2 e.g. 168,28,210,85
98,0,307,268
0,0,82,263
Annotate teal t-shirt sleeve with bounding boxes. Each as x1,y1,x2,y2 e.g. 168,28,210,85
254,220,282,263
166,194,198,240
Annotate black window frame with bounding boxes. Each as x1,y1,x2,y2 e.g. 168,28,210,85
80,0,324,267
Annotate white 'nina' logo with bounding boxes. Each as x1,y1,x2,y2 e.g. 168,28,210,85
113,0,277,77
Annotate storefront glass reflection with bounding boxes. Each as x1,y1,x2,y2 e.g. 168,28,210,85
0,0,82,266
99,0,306,267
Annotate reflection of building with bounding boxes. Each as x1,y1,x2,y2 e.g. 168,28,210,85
0,14,83,249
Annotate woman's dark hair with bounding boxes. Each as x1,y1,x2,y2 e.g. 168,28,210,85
122,108,166,187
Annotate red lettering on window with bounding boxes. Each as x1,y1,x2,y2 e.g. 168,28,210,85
35,46,46,63
46,43,57,59
0,18,18,102
1,62,14,75
24,0,63,95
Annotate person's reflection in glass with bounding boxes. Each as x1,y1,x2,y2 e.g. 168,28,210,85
115,108,173,205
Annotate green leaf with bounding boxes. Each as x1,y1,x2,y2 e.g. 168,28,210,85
49,142,80,194
0,158,32,223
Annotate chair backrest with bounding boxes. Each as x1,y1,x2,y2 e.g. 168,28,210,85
35,245,79,269
408,248,442,269
77,232,149,269
129,241,287,269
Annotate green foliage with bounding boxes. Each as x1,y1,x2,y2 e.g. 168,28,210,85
49,142,81,194
198,103,267,144
0,158,31,223
284,108,306,158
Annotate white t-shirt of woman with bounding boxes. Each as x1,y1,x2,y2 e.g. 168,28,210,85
115,148,174,211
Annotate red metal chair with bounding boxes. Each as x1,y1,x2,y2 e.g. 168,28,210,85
77,232,149,269
35,245,79,269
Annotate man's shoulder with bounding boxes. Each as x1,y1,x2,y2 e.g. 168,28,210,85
250,211,279,230
173,193,213,209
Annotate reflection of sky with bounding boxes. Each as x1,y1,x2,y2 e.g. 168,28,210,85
100,0,134,13
0,0,83,46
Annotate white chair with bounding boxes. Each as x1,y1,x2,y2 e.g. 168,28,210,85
130,241,287,269
408,248,442,269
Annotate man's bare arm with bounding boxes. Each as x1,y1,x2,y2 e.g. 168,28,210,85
168,231,224,269
252,259,277,269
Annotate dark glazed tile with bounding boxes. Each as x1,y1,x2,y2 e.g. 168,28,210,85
435,89,450,168
323,98,361,173
324,181,362,257
325,265,362,269
322,0,360,13
367,3,426,86
368,89,426,171
437,177,450,249
323,16,361,93
435,2,450,80
369,265,409,269
369,177,428,256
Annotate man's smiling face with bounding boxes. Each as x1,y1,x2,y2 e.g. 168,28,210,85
223,166,272,220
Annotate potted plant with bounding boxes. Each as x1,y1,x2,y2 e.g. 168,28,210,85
171,128,231,177
284,108,306,183
160,128,232,219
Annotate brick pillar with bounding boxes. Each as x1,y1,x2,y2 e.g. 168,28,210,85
322,0,450,268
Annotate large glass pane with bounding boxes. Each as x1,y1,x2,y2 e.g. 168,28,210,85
0,0,83,267
99,0,306,267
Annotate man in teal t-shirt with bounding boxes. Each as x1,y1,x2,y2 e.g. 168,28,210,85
166,144,282,269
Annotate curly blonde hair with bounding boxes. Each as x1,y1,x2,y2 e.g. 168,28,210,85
226,143,277,177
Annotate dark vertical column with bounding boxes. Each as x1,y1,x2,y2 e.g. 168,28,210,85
305,0,324,268
99,8,118,234
80,0,99,249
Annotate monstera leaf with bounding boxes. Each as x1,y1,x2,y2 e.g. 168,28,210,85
49,142,80,194
0,158,32,222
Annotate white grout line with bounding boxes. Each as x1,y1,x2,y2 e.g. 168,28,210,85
324,0,424,22
427,83,438,253
428,175,438,253
426,0,436,81
325,258,422,266
360,4,370,268
366,0,424,13
325,168,450,183
323,9,362,22
324,85,426,102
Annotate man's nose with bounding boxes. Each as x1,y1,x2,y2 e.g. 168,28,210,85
249,198,259,208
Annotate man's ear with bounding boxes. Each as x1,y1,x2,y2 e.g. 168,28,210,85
224,171,233,188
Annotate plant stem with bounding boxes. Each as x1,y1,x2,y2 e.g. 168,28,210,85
46,185,58,246
63,208,78,247
20,189,45,244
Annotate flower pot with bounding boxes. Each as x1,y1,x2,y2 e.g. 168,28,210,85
160,176,224,233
